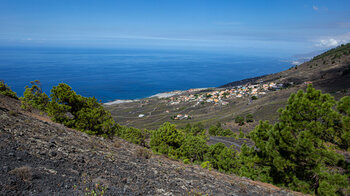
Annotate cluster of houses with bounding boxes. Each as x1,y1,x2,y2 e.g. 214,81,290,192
171,114,191,120
167,82,284,106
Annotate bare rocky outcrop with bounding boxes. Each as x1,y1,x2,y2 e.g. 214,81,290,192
0,94,302,195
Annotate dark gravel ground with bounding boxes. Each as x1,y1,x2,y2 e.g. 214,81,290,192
0,94,302,196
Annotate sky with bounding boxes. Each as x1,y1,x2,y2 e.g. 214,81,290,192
0,0,350,56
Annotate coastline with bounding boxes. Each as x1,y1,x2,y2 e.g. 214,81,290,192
103,87,211,105
103,99,137,105
103,72,273,106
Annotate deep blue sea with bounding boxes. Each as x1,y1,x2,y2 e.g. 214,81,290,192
0,47,291,103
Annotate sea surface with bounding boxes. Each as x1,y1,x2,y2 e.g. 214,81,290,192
0,47,291,103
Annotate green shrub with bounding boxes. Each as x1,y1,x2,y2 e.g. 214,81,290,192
150,122,211,163
235,115,245,126
208,122,234,137
47,83,116,137
239,129,245,138
201,161,213,171
183,159,190,164
205,142,226,169
179,135,208,162
117,126,150,146
20,80,49,111
209,124,218,136
0,81,18,99
150,122,184,157
75,98,116,137
215,146,238,173
184,122,206,137
204,143,238,173
246,114,254,123
221,128,234,137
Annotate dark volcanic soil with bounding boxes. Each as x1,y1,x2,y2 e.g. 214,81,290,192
0,94,302,195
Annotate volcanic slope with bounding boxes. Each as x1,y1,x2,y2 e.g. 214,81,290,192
0,94,303,195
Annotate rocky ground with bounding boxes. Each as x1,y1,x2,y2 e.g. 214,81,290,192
0,94,303,195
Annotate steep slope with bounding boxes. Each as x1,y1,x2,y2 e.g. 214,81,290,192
223,43,350,91
0,94,301,195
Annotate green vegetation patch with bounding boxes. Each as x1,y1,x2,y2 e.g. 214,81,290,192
0,80,18,99
21,80,49,111
208,122,235,137
312,43,350,61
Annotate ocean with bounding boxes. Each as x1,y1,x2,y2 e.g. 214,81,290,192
0,47,291,103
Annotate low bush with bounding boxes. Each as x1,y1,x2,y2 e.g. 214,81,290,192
184,122,206,136
136,148,152,159
245,114,254,123
150,122,185,158
204,143,238,173
179,135,208,162
0,81,18,99
9,166,32,182
117,126,150,146
201,161,213,171
235,115,245,126
208,122,234,137
183,159,190,164
239,129,245,138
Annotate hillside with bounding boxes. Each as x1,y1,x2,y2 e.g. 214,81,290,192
106,44,350,135
1,44,349,195
0,94,300,195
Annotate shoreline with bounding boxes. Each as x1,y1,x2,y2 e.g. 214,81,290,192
103,87,211,105
103,73,272,106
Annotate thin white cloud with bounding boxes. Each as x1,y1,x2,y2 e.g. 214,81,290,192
312,5,328,12
103,35,199,42
213,21,242,26
315,32,350,47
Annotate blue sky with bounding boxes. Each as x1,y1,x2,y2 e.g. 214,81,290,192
0,0,350,56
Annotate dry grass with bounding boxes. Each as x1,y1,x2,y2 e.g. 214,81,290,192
135,147,152,159
8,110,18,116
9,166,32,182
113,140,121,149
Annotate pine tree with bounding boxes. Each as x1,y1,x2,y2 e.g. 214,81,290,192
246,85,349,194
21,80,49,111
337,96,350,150
47,83,116,137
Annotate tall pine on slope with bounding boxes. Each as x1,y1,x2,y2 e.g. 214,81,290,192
21,80,49,111
47,83,116,137
337,96,350,150
243,85,349,195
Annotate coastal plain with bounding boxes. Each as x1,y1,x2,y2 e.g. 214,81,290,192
105,45,350,137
